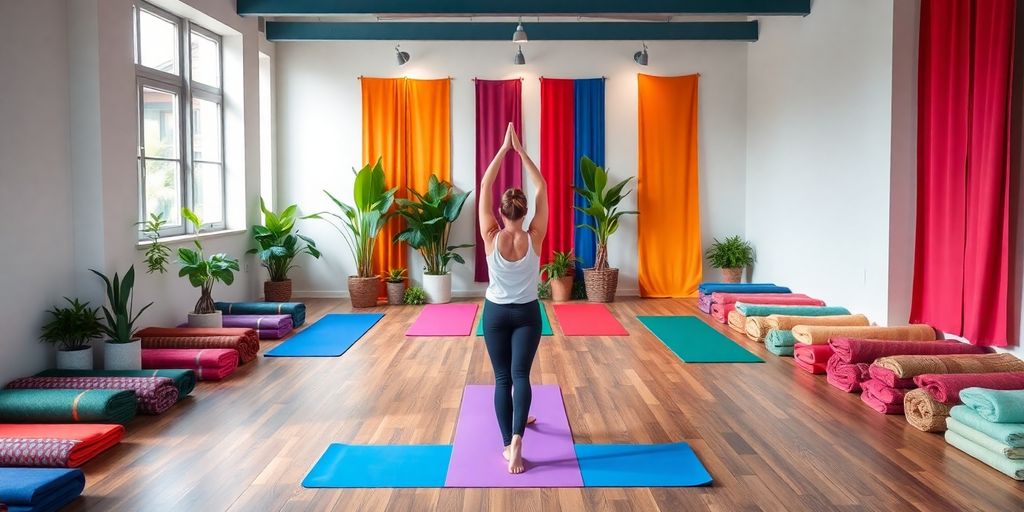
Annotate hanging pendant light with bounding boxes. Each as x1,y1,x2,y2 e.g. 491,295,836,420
512,19,528,43
514,45,526,65
395,44,410,66
633,42,649,66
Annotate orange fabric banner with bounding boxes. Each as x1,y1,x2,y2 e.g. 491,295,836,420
637,74,702,297
407,79,451,191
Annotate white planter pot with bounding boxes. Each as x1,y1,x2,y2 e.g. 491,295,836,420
56,346,94,370
104,339,141,370
187,311,223,328
422,273,452,304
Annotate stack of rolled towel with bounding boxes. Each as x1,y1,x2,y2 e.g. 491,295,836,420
179,314,294,340
801,325,937,390
791,324,936,377
710,292,825,324
136,327,259,364
946,388,1024,480
0,424,125,468
215,301,306,328
4,376,178,415
0,468,86,511
765,313,871,358
697,283,792,314
740,305,855,342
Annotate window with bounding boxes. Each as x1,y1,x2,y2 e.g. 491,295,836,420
134,2,224,235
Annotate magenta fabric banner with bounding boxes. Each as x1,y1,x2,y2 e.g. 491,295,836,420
474,79,523,282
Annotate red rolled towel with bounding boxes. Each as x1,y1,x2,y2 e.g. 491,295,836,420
862,378,910,404
710,295,825,324
826,355,870,392
0,424,124,467
912,372,1024,405
860,386,906,414
828,338,988,364
136,327,259,363
141,349,239,381
793,343,833,374
866,366,917,388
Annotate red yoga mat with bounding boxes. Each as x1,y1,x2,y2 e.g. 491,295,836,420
0,424,124,467
793,344,832,374
552,303,628,336
141,349,239,381
828,337,987,364
913,372,1024,404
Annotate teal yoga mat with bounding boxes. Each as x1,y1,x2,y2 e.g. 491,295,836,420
475,301,554,336
303,444,451,488
265,313,383,357
638,316,763,363
575,443,712,487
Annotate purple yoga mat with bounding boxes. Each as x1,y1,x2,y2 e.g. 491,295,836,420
445,384,583,488
405,304,478,336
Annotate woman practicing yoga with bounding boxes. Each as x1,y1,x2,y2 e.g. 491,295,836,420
478,123,548,474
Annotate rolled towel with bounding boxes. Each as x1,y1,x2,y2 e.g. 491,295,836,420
944,429,1024,480
946,417,1024,459
727,310,746,333
765,330,796,356
861,379,909,414
868,366,928,389
949,405,1024,447
793,344,832,374
697,293,713,314
745,310,861,342
0,468,86,512
828,338,988,364
697,283,788,295
792,324,936,345
913,373,1024,405
141,349,239,381
826,355,870,393
870,353,1024,387
765,313,870,332
959,388,1024,423
136,327,259,363
735,304,850,317
5,376,178,415
905,388,952,432
861,388,906,415
215,301,306,327
34,369,195,402
0,424,124,468
0,389,137,425
710,295,825,324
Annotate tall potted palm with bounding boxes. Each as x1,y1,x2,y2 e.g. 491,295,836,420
574,156,638,303
392,175,473,304
91,266,153,370
249,198,321,302
305,159,397,308
178,208,241,327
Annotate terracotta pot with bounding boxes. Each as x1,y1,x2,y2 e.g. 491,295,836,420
386,280,406,305
583,268,619,303
348,276,380,308
550,275,574,302
265,279,293,302
721,268,743,283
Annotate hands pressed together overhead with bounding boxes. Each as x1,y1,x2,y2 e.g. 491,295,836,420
501,122,524,153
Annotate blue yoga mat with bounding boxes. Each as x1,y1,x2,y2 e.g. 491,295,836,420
574,443,712,487
265,313,383,357
0,467,85,512
303,444,452,488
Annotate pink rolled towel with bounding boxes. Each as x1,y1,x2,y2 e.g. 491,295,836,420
826,355,870,393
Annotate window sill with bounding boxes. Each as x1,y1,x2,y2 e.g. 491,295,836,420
136,228,248,249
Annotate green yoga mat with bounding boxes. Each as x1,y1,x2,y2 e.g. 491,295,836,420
0,389,138,424
638,316,763,363
36,369,195,401
475,301,554,336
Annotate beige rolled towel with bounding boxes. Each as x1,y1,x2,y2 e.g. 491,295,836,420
791,324,936,345
872,353,1024,380
905,388,952,432
746,314,871,342
727,310,746,334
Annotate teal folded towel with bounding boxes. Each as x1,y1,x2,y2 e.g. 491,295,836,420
734,304,850,318
765,330,796,357
946,417,1024,459
949,406,1024,448
945,429,1024,480
960,388,1024,423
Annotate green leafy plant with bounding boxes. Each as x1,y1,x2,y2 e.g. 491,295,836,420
403,286,427,305
392,175,473,275
40,298,103,351
541,251,578,281
705,235,755,269
90,266,153,344
537,280,552,300
574,156,638,270
384,268,407,283
138,212,172,274
177,208,240,314
248,198,321,282
305,159,397,278
571,279,588,300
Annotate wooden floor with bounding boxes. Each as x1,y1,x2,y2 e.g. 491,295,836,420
66,298,1023,511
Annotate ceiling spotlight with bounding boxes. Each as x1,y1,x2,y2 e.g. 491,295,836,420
395,44,410,66
633,42,649,66
512,19,528,43
514,45,526,65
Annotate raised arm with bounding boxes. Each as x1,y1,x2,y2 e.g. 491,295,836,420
479,124,513,241
511,128,548,243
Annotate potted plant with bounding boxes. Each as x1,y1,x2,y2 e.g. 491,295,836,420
138,212,172,274
249,198,321,302
178,208,240,327
706,235,755,283
392,175,473,304
305,159,397,308
403,286,427,305
573,156,638,303
91,266,153,370
384,268,407,305
541,251,578,302
40,298,103,370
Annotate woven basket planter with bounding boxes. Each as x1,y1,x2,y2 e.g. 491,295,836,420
386,280,406,305
583,268,619,303
264,279,293,302
348,276,380,308
721,268,743,284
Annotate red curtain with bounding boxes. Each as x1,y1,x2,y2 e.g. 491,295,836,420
911,0,1016,347
540,78,576,265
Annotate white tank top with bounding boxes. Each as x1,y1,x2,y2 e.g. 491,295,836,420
485,231,540,304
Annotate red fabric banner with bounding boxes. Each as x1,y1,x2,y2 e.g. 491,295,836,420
540,78,576,265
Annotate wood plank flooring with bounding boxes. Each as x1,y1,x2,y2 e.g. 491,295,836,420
66,298,1024,511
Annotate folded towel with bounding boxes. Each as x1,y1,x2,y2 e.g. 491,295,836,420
0,468,85,512
726,310,746,333
861,389,905,414
862,379,909,407
793,344,832,374
828,338,988,364
5,376,178,415
136,327,260,363
905,388,952,432
141,349,239,381
765,330,796,356
792,324,936,345
0,424,124,468
946,417,1024,459
215,301,306,327
697,283,787,294
697,293,713,314
870,354,1024,387
826,356,870,392
745,311,863,342
913,373,1024,406
959,388,1024,423
711,295,826,324
949,405,1024,447
945,429,1024,480
33,369,195,402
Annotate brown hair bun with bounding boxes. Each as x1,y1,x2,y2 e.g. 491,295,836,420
500,188,528,220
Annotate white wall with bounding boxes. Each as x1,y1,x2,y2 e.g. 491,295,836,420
745,0,898,324
276,40,749,297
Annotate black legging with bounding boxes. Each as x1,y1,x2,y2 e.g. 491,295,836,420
481,299,542,446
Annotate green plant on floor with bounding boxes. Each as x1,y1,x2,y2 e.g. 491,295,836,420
90,266,153,344
39,297,104,351
571,279,588,300
573,156,638,270
248,198,321,282
305,158,398,278
177,208,240,314
384,267,407,283
403,286,427,305
537,280,552,300
138,212,172,274
392,175,473,276
540,251,578,281
705,235,756,269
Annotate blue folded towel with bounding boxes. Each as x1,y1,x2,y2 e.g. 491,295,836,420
697,283,790,295
0,468,84,512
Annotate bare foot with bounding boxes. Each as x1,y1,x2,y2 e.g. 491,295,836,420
507,435,524,474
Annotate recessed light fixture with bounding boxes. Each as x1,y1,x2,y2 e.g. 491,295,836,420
633,42,649,66
395,44,410,66
514,45,526,65
512,19,528,43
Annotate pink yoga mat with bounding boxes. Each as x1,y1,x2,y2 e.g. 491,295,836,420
553,303,628,336
405,304,479,336
445,384,583,488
